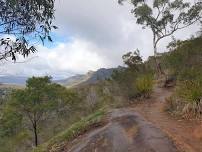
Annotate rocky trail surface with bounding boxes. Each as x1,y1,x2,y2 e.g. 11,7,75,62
61,87,202,152
64,108,178,152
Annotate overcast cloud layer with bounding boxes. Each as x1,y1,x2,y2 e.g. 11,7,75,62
0,0,199,78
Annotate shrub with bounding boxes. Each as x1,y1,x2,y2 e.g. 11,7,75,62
165,79,202,118
135,74,153,98
162,36,202,118
164,96,186,116
111,69,139,99
162,37,202,77
176,80,202,117
178,81,202,104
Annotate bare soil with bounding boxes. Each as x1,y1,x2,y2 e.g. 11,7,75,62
133,87,202,152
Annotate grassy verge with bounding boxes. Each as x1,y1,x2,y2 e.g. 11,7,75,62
33,109,107,152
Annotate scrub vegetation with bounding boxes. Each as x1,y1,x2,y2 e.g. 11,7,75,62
0,0,202,151
163,36,202,118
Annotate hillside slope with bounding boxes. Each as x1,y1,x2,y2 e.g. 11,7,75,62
56,68,119,87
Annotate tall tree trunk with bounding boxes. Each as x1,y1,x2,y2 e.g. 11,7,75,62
153,34,159,74
153,33,164,77
33,121,38,147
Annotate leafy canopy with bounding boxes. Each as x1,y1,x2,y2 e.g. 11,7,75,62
119,0,202,75
119,0,202,50
0,0,56,61
122,49,143,71
1,76,76,146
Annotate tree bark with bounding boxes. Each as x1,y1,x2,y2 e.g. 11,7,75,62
33,121,38,147
153,34,159,73
153,33,164,77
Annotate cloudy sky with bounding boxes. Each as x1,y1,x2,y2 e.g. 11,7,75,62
0,0,199,79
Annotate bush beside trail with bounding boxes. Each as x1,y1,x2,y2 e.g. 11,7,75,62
163,36,202,118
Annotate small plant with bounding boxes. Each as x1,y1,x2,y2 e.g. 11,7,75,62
177,80,202,117
135,74,153,98
165,79,202,118
164,96,186,116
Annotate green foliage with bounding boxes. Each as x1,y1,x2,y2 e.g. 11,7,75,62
112,68,154,99
163,36,202,117
75,81,121,112
119,0,202,39
0,78,118,152
163,37,202,76
134,4,152,24
0,76,79,149
112,50,154,100
10,76,64,123
0,0,56,61
112,68,139,99
136,74,154,98
0,107,22,137
33,109,106,152
176,68,202,110
119,0,202,74
122,49,143,71
177,80,202,104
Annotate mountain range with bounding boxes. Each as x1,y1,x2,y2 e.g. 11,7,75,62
56,68,117,87
0,75,28,85
0,67,120,87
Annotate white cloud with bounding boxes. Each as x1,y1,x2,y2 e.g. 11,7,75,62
53,0,200,63
0,0,200,78
38,38,108,73
0,38,109,78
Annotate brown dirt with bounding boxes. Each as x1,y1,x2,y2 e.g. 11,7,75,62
133,87,202,152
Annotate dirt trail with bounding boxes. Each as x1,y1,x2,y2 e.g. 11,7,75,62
64,109,178,152
63,87,202,152
133,87,202,152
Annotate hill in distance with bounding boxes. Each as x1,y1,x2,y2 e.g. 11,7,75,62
0,75,28,86
0,67,121,88
56,67,120,87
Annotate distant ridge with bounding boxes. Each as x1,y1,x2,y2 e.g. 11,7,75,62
0,75,28,85
0,67,122,87
55,73,93,87
56,67,122,87
84,68,115,83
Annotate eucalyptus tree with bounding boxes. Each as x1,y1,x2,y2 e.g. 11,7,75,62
8,77,70,147
119,0,202,74
122,49,143,71
0,0,56,61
